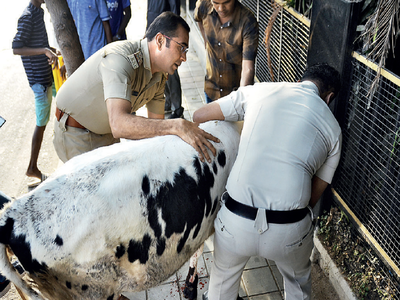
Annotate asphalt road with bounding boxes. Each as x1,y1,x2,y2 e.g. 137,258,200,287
0,2,61,199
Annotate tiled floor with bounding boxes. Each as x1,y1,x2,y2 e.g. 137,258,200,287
125,49,285,300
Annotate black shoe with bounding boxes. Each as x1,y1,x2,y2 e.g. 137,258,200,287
0,278,10,297
202,291,208,300
168,107,184,119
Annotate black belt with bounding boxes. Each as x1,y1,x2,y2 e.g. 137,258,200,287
224,193,309,224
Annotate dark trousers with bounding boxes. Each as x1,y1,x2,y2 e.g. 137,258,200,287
165,70,182,112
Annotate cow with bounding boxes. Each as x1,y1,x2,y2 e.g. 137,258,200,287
0,120,241,300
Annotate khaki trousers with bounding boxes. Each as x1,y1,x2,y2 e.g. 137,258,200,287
53,114,118,163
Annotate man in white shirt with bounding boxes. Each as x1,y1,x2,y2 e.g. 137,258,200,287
193,63,342,300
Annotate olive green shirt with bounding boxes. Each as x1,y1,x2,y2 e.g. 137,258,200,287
56,39,167,134
194,0,258,101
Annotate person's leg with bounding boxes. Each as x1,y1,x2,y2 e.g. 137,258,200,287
207,207,253,300
164,78,172,113
27,84,52,180
268,218,314,300
26,125,46,179
166,71,184,118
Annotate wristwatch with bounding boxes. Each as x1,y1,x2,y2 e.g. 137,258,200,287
115,34,122,40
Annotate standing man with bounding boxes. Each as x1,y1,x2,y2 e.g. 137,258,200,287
194,0,259,103
67,0,113,59
193,63,342,300
12,0,59,185
147,0,184,119
53,12,218,164
106,0,132,41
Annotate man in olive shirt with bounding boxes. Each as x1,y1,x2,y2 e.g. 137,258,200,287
54,12,218,163
194,0,259,103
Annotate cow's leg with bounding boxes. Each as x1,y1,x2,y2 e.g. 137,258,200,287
6,248,28,300
15,286,28,300
183,244,204,299
1,245,43,300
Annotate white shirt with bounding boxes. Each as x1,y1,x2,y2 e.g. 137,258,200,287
217,81,342,210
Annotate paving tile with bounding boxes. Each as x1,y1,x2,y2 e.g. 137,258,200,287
249,292,284,300
162,272,178,284
245,256,268,270
267,260,276,267
182,81,198,89
184,95,204,104
190,70,206,78
186,101,205,113
122,290,146,300
202,251,214,276
195,81,204,89
182,88,201,97
242,267,280,296
269,265,284,291
239,279,248,298
179,70,192,77
182,110,191,121
180,76,196,84
189,65,205,73
147,281,181,300
203,235,214,252
197,276,210,298
192,75,205,82
179,275,210,300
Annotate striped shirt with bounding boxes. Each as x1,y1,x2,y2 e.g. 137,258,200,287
194,0,258,101
12,3,53,87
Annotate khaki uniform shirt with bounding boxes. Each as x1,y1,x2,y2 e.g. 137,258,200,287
194,0,258,101
56,39,167,134
217,81,342,210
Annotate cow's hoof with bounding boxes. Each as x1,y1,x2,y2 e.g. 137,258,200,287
183,272,198,299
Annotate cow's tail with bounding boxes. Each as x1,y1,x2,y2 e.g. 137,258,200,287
0,191,45,300
0,244,45,300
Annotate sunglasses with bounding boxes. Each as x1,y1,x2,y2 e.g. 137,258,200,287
163,34,189,54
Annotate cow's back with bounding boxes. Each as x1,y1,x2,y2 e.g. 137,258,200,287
0,121,240,300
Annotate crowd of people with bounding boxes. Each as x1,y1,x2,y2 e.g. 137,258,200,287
1,0,342,300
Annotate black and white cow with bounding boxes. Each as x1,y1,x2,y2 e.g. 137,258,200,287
0,121,240,300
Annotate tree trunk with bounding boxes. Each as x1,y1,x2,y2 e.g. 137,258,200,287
45,0,84,76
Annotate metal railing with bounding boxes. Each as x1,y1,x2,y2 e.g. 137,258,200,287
332,52,400,297
241,0,310,82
